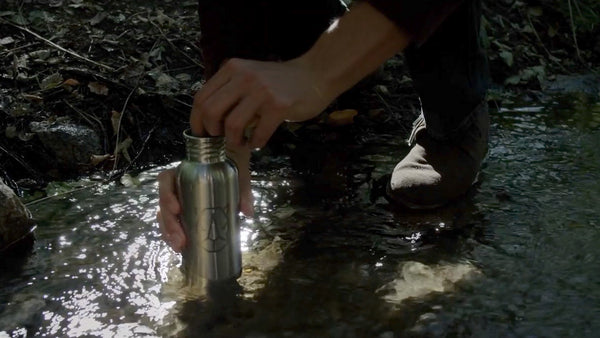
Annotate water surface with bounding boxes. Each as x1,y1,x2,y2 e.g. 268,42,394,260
1,101,599,337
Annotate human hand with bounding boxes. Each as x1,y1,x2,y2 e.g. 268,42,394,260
189,57,334,148
156,146,253,253
157,168,184,252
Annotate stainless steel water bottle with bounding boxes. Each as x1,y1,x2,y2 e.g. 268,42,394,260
177,130,241,284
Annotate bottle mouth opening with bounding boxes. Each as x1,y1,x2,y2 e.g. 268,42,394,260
183,129,225,141
183,129,226,162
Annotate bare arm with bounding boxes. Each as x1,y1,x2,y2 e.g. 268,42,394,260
159,2,411,252
190,1,411,145
297,1,412,113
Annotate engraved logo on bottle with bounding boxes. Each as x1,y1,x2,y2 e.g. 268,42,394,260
201,206,229,253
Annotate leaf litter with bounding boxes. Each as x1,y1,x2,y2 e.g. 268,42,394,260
0,0,598,194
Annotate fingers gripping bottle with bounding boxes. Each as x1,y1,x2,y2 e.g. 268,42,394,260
177,130,241,285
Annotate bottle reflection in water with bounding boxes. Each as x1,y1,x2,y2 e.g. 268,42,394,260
177,130,241,285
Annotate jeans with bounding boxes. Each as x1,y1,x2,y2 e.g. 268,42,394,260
196,0,489,140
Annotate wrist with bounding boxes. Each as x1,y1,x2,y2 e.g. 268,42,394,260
292,2,411,104
289,54,340,107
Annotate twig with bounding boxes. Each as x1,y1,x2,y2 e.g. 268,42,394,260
63,100,101,129
180,40,204,57
567,0,583,63
0,17,116,72
375,91,398,113
63,100,109,152
25,183,97,206
0,42,40,57
0,225,36,253
573,0,585,19
148,17,204,69
172,97,193,109
0,144,40,178
0,166,21,196
109,86,137,177
60,66,130,90
525,13,571,74
164,65,198,73
123,125,158,173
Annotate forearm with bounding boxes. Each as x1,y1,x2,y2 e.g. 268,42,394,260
297,1,412,101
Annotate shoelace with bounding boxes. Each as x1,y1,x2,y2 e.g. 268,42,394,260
407,113,426,147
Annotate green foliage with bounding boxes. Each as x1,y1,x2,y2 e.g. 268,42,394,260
483,0,599,89
557,0,600,33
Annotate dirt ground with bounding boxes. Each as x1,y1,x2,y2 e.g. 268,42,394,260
0,0,598,198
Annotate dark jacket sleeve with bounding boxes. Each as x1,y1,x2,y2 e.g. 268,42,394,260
363,0,464,45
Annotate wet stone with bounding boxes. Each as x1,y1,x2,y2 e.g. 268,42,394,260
29,120,102,172
542,74,600,97
0,180,33,252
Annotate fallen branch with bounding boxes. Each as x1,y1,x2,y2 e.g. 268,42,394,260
0,17,116,72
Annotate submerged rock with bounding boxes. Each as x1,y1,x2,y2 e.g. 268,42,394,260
377,261,480,305
542,74,600,97
29,120,102,172
0,180,34,252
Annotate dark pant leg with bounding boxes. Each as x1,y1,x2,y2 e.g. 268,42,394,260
405,0,489,141
197,0,346,77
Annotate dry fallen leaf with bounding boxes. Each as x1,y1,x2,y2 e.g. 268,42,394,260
0,37,15,45
5,125,17,139
89,12,107,26
21,94,43,103
90,154,111,166
115,137,133,162
327,109,358,126
88,81,109,96
40,73,64,90
111,110,121,135
62,78,80,86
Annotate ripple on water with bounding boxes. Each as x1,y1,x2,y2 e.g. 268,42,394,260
1,105,600,336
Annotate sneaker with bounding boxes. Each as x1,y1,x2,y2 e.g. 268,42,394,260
386,102,489,209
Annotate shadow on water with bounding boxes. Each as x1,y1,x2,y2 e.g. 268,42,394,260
1,96,599,336
168,141,491,336
0,233,36,293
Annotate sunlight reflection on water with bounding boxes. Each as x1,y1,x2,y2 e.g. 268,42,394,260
1,105,599,336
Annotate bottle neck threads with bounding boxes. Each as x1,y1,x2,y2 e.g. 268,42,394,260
183,129,226,163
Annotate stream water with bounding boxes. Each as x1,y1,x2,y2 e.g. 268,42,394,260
1,101,599,337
